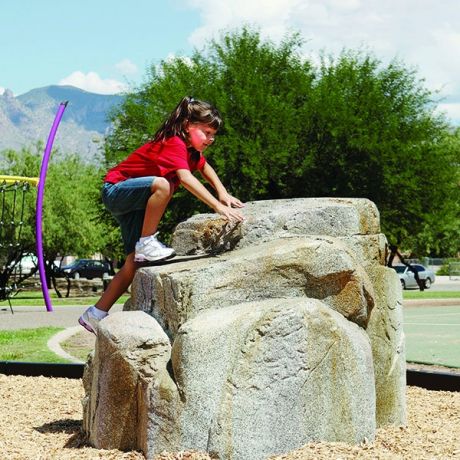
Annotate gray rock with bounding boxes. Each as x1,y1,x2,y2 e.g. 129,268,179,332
171,198,380,256
339,233,387,266
366,265,406,426
145,298,375,460
83,197,406,458
174,196,402,429
82,311,171,450
84,299,376,459
129,236,375,337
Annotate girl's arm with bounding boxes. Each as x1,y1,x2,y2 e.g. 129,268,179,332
176,168,244,222
199,162,244,208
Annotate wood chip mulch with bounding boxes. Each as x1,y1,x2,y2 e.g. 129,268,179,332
1,374,459,459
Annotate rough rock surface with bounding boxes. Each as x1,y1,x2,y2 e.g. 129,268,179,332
171,198,384,263
99,299,376,460
171,298,375,460
366,265,406,426
128,236,375,336
82,311,171,451
168,197,405,427
83,197,406,459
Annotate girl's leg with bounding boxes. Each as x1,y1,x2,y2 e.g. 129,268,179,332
134,177,175,262
79,178,174,333
141,177,173,236
94,252,137,312
91,178,173,313
79,253,139,332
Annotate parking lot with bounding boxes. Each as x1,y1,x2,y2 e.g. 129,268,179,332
426,275,460,292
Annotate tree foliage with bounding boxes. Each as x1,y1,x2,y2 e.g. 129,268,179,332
105,27,459,257
299,53,459,256
0,146,115,278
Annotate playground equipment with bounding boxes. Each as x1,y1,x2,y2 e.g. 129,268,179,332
0,176,38,313
36,102,68,312
0,101,68,313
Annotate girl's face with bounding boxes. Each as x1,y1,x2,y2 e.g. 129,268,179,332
187,123,217,152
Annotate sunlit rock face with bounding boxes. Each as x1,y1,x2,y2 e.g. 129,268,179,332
83,198,405,460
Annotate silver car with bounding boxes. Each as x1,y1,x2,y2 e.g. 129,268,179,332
393,264,436,289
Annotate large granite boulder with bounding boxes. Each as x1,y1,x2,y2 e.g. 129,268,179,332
128,236,375,336
83,198,406,459
171,198,386,265
82,311,171,451
87,299,375,460
168,198,405,427
366,265,406,426
171,298,375,459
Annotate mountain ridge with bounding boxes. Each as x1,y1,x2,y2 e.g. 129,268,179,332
0,85,124,162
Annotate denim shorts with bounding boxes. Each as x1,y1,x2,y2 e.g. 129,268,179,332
102,177,156,254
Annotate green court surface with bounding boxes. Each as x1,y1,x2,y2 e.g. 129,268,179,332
404,305,460,368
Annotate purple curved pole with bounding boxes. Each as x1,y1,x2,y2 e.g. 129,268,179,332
36,101,68,312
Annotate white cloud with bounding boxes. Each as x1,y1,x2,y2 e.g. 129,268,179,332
165,53,194,66
187,0,301,46
115,59,139,75
420,25,460,95
0,87,5,96
185,0,392,48
185,0,460,115
436,103,460,124
154,53,194,78
329,0,361,9
58,71,127,94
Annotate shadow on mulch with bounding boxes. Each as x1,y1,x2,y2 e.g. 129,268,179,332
34,418,91,448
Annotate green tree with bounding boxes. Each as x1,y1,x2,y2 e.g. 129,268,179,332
1,145,44,274
105,27,459,257
105,29,315,237
1,147,113,287
412,128,460,256
297,52,460,255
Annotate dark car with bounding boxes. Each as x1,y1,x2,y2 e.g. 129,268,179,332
59,259,112,280
392,264,436,289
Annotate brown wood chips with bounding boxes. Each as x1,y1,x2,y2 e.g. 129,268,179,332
1,375,459,459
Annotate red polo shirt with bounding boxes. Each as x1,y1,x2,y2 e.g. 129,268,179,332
104,136,206,191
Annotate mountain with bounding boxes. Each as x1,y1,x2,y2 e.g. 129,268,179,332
0,85,124,162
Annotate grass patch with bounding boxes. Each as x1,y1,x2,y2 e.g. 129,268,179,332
0,327,69,363
403,291,460,300
0,291,129,307
61,331,95,362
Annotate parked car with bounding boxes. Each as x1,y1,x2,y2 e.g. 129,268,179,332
58,259,112,280
9,254,59,275
9,254,37,275
392,264,436,289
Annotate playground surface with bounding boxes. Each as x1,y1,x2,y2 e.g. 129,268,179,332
0,303,123,331
1,375,459,459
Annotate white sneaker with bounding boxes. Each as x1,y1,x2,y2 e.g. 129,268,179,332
134,232,176,262
78,306,107,335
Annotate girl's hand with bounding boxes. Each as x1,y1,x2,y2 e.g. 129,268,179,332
214,202,244,222
218,192,245,209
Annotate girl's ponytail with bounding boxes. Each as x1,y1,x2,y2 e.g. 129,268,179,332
153,96,193,143
153,96,222,143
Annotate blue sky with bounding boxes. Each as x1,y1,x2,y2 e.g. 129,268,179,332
0,0,198,95
1,0,459,124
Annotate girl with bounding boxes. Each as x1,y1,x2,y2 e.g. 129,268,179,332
79,96,244,334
